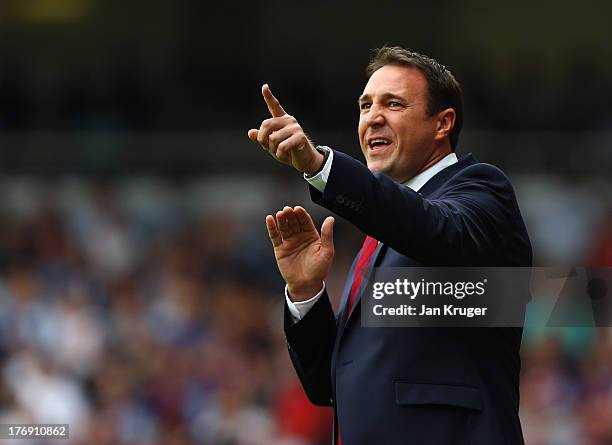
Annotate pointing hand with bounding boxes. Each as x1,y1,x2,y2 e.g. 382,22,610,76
248,84,324,176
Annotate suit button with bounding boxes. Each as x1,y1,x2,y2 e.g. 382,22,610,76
336,195,345,204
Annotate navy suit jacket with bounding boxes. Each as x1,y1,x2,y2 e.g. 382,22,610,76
284,151,532,445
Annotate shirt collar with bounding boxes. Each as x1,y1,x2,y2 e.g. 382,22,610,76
404,152,458,192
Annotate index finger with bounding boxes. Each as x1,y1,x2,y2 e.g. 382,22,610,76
266,215,282,248
262,84,286,117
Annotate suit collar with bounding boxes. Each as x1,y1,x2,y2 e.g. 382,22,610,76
404,152,458,192
417,153,478,197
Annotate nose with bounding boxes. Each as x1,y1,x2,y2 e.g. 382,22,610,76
364,104,385,128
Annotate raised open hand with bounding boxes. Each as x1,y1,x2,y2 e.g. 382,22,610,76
266,206,334,301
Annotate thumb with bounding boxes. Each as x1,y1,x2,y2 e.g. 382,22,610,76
320,216,335,251
247,129,259,141
247,128,259,142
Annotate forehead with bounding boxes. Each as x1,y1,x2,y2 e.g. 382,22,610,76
361,64,428,99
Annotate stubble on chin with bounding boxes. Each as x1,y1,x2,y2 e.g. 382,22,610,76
366,161,386,176
364,157,376,172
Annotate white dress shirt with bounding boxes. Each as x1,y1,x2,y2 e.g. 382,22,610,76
285,148,458,321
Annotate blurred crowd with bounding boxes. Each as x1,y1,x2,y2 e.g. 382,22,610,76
0,177,333,445
0,173,610,445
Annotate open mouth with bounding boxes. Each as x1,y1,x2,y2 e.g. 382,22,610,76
368,137,393,151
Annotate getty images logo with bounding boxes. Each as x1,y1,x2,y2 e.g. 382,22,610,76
371,278,488,300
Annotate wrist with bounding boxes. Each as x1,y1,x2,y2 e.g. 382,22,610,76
305,151,325,177
287,282,324,302
305,146,330,177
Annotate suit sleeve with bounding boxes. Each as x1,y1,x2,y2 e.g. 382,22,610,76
311,150,531,266
284,290,337,407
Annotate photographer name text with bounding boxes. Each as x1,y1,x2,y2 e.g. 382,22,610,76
371,278,489,319
373,304,488,318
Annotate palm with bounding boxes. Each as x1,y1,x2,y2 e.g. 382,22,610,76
266,206,335,301
274,229,330,286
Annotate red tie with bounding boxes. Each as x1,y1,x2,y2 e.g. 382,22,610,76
337,235,378,445
346,235,378,315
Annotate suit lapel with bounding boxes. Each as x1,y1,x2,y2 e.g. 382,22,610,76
330,254,360,380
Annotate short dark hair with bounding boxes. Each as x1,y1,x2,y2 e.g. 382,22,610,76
366,46,463,150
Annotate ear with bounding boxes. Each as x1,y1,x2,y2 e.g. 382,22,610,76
434,108,456,142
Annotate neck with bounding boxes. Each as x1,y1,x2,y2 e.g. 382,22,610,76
415,147,452,176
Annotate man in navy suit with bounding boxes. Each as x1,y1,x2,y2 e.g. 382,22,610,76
248,46,532,444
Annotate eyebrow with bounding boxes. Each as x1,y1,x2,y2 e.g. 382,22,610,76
357,92,407,103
